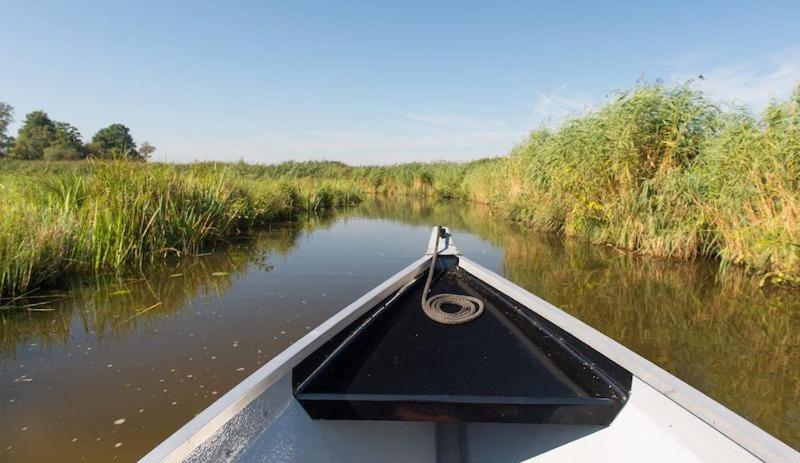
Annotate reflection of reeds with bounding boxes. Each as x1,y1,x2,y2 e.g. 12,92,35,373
0,225,305,362
350,196,800,448
502,236,800,448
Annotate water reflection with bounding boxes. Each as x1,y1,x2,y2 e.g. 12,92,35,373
1,225,304,363
1,197,798,462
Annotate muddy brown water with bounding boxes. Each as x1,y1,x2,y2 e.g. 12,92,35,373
1,198,799,461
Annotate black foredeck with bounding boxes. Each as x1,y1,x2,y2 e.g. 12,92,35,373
292,256,631,425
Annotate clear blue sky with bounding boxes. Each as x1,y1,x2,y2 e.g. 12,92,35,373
2,1,799,164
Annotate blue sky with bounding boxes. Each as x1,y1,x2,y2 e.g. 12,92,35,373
2,1,799,164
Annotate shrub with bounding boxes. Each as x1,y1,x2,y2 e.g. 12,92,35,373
43,144,82,160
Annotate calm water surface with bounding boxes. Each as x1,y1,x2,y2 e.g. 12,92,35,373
1,198,799,461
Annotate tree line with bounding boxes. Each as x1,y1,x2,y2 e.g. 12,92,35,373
0,101,155,160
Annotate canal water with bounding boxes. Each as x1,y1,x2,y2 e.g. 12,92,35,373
1,197,798,461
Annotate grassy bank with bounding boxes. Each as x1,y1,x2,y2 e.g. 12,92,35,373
499,85,799,285
0,161,362,297
1,82,797,296
220,83,799,285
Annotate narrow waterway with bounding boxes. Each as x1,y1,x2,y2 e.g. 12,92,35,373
1,197,798,462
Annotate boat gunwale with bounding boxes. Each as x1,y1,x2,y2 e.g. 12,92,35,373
457,256,798,463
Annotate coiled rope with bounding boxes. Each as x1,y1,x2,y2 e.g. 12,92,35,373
421,226,484,325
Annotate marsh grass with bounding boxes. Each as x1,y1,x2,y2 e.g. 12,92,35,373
0,161,362,296
502,84,798,285
1,82,798,295
307,84,797,285
210,85,797,285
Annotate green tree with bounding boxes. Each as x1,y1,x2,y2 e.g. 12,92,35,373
89,123,138,159
8,111,87,160
42,122,85,160
53,121,85,154
0,101,13,157
8,111,56,159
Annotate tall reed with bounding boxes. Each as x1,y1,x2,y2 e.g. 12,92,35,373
2,82,798,295
0,161,362,296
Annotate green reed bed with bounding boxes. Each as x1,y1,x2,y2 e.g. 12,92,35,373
501,84,799,284
0,161,363,297
240,84,798,284
1,83,797,295
244,84,797,286
173,81,798,287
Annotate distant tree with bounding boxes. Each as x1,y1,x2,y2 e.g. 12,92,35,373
8,111,56,159
0,101,13,157
54,121,86,156
8,111,87,160
137,141,156,159
89,124,138,159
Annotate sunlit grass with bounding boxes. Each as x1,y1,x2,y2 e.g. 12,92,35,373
502,84,799,284
1,82,797,295
0,160,363,296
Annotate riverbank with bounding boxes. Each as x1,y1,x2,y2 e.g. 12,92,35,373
0,161,362,297
225,83,800,286
1,83,797,296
